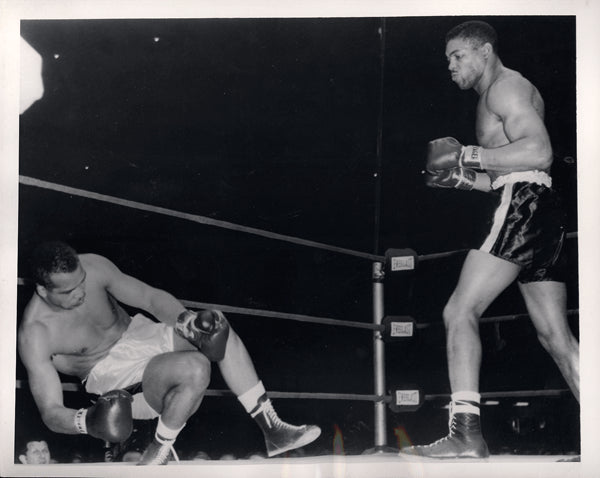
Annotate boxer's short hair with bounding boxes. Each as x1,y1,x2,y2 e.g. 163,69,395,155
31,241,79,288
446,20,498,53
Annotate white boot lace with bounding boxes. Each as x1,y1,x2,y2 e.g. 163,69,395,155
148,440,180,465
252,399,288,430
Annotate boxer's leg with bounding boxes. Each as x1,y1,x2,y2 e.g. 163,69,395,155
138,351,211,465
401,250,520,459
519,280,579,401
219,328,321,457
444,250,520,392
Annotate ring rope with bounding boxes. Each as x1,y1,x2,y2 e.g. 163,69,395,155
415,309,579,329
425,389,571,400
19,175,384,262
15,278,579,331
14,380,570,402
17,175,579,331
180,299,381,331
418,230,577,262
15,277,381,331
19,175,578,263
418,249,470,261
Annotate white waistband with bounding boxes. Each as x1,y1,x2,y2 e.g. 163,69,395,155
491,171,552,190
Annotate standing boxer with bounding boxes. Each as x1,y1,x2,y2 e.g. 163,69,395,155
18,241,321,465
400,20,579,459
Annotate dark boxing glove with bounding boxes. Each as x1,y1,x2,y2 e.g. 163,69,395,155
74,389,133,443
175,309,230,362
426,137,482,172
424,167,476,190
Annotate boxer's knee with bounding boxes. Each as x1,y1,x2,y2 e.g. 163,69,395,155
177,353,211,392
143,352,211,401
442,298,480,331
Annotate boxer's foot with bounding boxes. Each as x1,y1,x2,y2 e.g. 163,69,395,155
252,396,321,457
137,438,178,465
399,413,489,459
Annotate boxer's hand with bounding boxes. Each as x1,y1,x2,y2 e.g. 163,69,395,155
82,390,133,443
426,137,482,172
424,167,476,190
175,309,230,362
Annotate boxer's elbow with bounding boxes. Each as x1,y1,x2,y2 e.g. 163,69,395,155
41,406,73,434
525,136,553,170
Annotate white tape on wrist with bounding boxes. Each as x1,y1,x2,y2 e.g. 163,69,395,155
460,145,482,169
74,408,88,434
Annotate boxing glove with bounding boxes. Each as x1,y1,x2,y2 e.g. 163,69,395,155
75,389,133,443
426,137,482,172
175,309,230,362
424,167,476,190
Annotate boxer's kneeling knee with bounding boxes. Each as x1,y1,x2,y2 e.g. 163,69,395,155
178,353,211,392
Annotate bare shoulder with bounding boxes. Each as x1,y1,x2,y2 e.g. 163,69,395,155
79,252,116,270
18,314,52,362
79,253,121,282
486,68,542,114
20,294,48,335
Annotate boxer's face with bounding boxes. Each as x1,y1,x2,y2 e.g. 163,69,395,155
445,37,486,90
40,264,87,310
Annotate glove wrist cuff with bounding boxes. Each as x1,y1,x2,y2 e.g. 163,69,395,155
455,168,476,190
460,145,483,169
74,408,88,434
175,310,197,338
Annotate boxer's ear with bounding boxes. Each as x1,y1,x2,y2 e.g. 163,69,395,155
481,42,493,58
36,284,48,299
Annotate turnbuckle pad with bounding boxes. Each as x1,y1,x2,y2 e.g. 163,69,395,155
388,385,424,413
385,248,418,275
382,315,416,343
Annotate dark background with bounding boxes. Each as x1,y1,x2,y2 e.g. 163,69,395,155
16,16,579,462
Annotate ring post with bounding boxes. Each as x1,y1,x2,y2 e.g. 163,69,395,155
372,261,388,451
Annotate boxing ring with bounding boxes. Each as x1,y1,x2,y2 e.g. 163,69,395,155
15,173,581,473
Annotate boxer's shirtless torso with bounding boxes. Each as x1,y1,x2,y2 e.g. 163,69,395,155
19,254,132,380
475,67,549,182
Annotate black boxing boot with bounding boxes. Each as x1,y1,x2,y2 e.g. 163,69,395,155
250,395,321,457
400,394,489,459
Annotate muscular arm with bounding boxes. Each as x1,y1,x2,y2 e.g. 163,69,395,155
480,76,553,172
18,324,79,434
90,254,186,326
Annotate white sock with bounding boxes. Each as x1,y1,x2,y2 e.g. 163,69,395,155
450,391,481,415
237,381,266,413
156,416,186,444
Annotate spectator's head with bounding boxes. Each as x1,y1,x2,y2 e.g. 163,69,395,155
121,450,143,462
18,440,51,464
191,450,210,460
70,452,84,463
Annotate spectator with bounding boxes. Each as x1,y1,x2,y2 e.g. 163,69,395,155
122,450,143,462
18,439,51,464
219,453,236,460
191,450,211,460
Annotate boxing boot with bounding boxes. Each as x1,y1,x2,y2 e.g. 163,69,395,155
251,395,321,457
400,412,489,459
137,437,179,465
